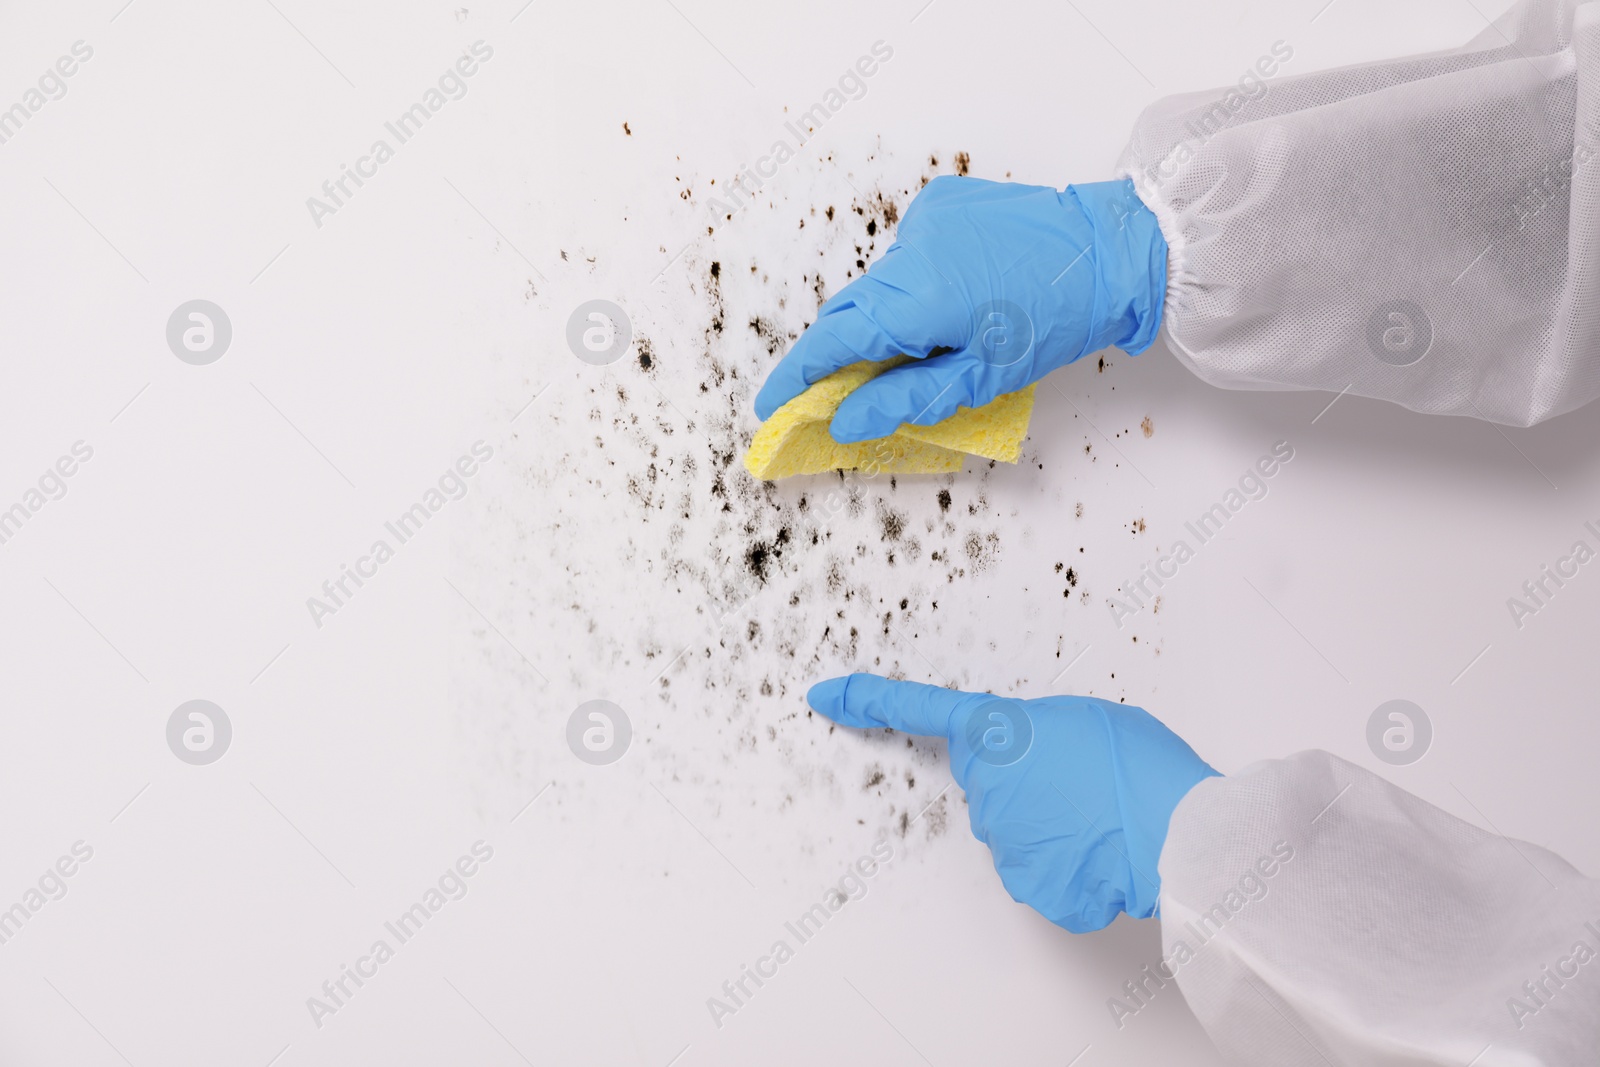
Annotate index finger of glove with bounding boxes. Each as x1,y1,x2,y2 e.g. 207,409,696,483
806,673,978,739
752,303,907,420
828,350,992,442
752,246,967,420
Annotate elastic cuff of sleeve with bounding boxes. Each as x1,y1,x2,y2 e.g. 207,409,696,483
1066,178,1169,356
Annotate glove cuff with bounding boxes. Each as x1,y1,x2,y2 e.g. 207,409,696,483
1066,178,1168,357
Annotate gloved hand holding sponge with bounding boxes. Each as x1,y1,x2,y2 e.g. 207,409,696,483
744,176,1167,479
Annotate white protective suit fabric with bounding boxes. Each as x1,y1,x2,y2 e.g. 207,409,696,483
1119,0,1600,426
1157,751,1600,1064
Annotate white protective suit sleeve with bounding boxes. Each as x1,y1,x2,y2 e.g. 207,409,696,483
1156,750,1600,1064
1118,0,1600,425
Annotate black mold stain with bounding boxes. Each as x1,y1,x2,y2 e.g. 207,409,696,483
878,503,906,542
745,541,772,583
519,147,1014,851
748,315,789,358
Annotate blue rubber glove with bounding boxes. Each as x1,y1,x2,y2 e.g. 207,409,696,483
753,176,1167,443
808,674,1218,932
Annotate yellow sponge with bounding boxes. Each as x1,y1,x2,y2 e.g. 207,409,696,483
744,357,1035,480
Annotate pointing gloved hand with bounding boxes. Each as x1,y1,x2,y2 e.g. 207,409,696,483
808,673,1218,932
753,176,1167,443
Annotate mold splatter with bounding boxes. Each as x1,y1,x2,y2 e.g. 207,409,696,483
460,145,1050,857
